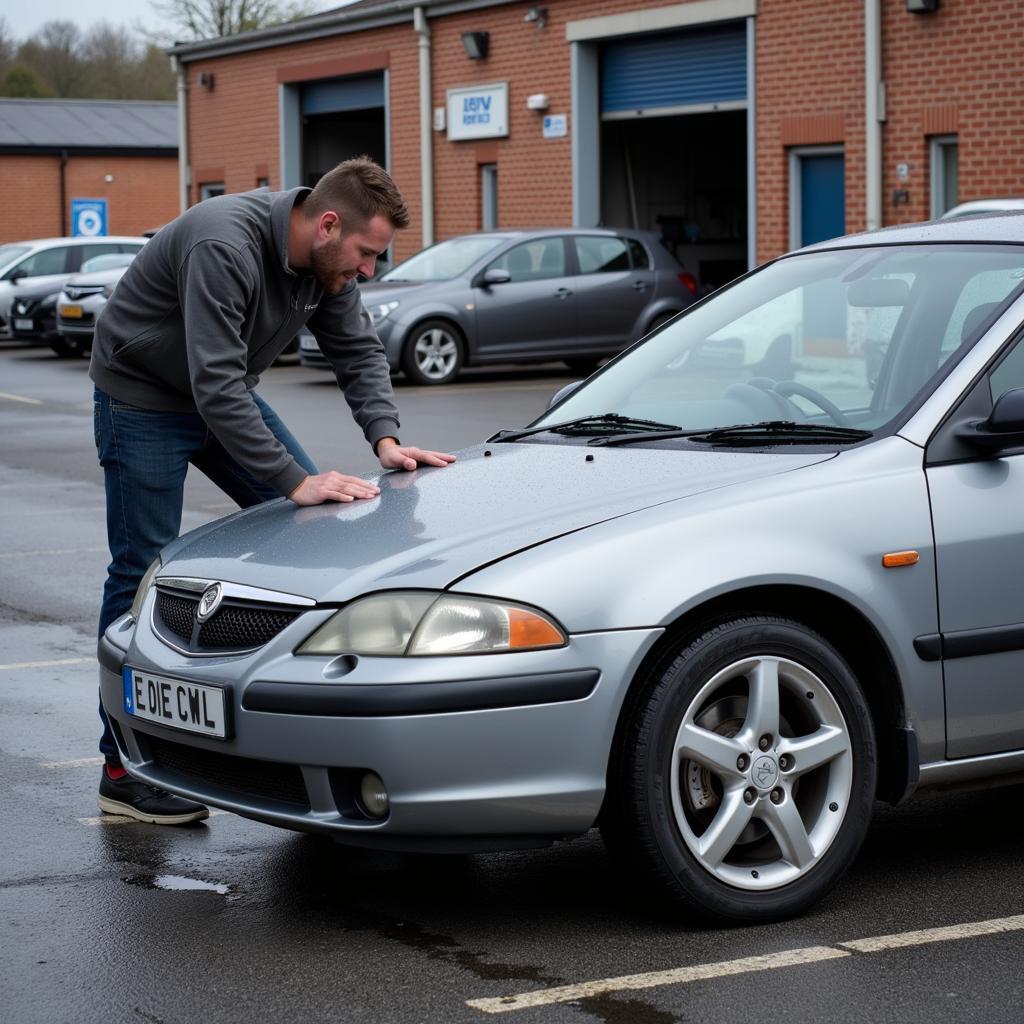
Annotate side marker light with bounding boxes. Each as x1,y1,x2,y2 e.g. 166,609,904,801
882,550,919,568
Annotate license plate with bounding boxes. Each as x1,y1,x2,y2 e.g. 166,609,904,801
13,318,33,331
123,667,228,739
60,304,83,319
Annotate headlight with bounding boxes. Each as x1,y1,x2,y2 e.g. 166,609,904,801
129,558,162,621
368,301,399,326
297,591,567,657
102,283,117,298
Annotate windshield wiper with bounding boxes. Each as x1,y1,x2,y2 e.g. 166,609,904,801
595,420,873,447
490,413,681,444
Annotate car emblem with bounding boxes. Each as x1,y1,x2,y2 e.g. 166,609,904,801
753,755,778,788
196,583,224,623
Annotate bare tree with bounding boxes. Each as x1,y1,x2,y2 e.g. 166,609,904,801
150,0,321,42
17,21,87,97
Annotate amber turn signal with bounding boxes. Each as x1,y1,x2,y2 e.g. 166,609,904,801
882,550,919,568
508,607,566,649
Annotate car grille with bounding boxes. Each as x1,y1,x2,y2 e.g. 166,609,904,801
154,586,301,654
64,285,105,300
146,735,310,809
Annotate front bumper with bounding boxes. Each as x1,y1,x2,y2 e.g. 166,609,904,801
99,612,661,850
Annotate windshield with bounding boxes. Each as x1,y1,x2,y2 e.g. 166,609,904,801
379,235,507,283
0,245,30,271
534,244,1024,437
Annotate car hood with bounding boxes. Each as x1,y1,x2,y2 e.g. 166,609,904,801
159,444,834,602
359,280,444,305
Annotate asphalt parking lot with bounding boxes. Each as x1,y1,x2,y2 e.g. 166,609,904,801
2,342,1024,1024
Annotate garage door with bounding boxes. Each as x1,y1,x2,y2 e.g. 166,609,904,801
601,23,747,117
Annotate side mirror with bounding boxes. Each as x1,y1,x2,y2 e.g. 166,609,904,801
481,268,511,286
548,380,583,409
956,387,1024,451
7,268,26,283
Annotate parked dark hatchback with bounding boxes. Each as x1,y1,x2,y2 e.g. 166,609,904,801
301,228,698,383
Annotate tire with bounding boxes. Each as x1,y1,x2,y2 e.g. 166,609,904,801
49,336,88,358
563,358,600,377
601,615,876,923
402,320,464,385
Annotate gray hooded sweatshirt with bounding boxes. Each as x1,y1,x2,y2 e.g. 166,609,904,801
89,187,400,497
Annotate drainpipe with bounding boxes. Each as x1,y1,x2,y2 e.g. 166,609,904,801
172,56,190,213
414,6,434,247
865,0,883,231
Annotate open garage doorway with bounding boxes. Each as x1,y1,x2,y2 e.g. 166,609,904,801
601,110,747,296
300,72,387,186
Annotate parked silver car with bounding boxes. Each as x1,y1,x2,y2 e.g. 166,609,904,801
99,214,1024,923
55,254,138,357
301,228,697,383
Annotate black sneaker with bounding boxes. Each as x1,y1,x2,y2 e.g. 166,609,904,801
98,767,209,825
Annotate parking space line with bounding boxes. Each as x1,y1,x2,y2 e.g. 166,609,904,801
838,914,1024,953
0,547,106,560
78,809,229,827
467,912,1024,1014
40,756,106,769
466,947,849,1014
0,391,43,405
0,657,92,671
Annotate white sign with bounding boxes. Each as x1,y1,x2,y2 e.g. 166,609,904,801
447,82,508,141
543,114,568,139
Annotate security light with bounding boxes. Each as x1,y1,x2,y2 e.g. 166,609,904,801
461,31,490,60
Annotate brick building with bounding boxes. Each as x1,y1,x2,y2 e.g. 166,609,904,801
169,0,1023,285
0,99,179,244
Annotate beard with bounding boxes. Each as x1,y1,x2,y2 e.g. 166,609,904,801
309,238,352,294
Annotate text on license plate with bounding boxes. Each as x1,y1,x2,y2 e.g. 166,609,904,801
13,318,33,331
123,667,227,738
60,304,83,318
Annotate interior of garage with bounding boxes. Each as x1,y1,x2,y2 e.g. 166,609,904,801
595,22,749,296
600,110,747,295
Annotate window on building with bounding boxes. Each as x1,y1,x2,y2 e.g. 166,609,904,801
930,135,959,219
480,164,498,230
199,182,225,201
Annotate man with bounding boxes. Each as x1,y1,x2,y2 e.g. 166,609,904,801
89,156,455,823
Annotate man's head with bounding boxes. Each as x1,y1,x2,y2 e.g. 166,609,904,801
293,156,410,293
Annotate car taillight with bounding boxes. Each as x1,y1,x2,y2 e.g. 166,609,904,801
678,271,698,296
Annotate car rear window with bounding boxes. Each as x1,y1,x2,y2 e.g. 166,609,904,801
575,236,630,274
627,239,651,270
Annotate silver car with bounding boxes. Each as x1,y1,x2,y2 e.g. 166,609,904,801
99,215,1024,923
301,228,697,383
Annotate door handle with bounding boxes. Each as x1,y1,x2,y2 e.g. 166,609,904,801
554,288,573,299
633,281,648,291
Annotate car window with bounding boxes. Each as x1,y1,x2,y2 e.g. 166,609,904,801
627,239,651,270
119,243,145,255
0,245,30,272
990,336,1024,401
380,235,504,283
575,236,630,274
79,243,122,267
81,252,137,273
11,246,68,278
489,238,566,282
938,266,1024,365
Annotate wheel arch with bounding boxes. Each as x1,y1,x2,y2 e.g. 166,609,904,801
607,583,915,809
401,314,469,364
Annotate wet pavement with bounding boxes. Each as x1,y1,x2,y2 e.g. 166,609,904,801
3,343,1024,1024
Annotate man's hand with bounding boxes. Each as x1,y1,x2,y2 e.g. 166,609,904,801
288,471,381,505
376,438,456,472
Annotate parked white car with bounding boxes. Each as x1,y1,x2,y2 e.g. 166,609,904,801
0,236,147,337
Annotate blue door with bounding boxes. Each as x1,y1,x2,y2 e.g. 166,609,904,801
800,154,845,246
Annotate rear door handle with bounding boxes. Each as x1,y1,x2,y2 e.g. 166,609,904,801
633,281,648,291
554,288,573,299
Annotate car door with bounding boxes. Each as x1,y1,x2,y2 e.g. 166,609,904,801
472,236,577,360
925,268,1024,758
0,244,74,324
572,234,653,354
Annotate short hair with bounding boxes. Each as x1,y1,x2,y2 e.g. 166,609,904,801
304,156,410,231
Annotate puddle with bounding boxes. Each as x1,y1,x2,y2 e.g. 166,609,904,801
123,873,234,897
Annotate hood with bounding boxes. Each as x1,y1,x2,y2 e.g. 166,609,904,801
159,443,834,602
359,280,436,305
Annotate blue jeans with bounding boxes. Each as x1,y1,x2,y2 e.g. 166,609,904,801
93,386,318,763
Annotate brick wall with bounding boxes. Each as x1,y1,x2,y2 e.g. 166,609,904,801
0,154,178,244
181,0,1024,266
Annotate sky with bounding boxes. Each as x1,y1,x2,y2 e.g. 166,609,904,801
2,1,348,45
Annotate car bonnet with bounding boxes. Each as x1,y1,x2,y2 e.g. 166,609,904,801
158,443,834,602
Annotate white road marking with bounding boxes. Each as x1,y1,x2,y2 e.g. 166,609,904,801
0,546,106,560
468,913,1024,1014
78,809,229,826
0,657,92,671
839,914,1024,952
40,756,105,769
0,391,43,405
466,947,850,1013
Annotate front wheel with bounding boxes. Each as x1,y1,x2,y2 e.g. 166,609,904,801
602,615,876,923
402,320,463,385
